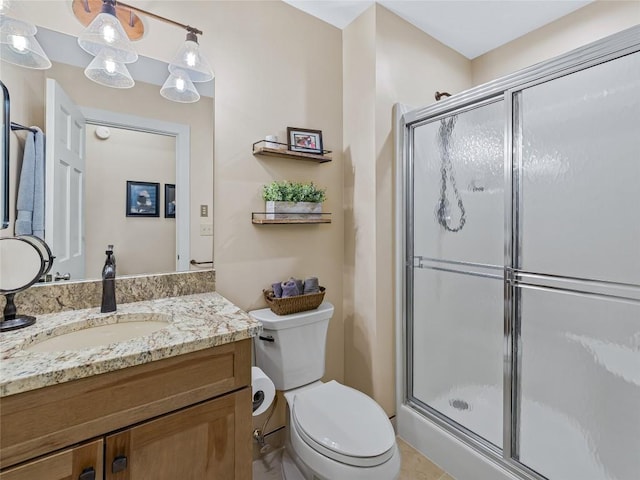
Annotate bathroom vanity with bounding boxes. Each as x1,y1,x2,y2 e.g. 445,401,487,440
0,293,261,480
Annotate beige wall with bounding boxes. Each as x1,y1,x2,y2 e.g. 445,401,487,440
343,4,472,416
85,126,176,279
0,58,213,275
472,0,640,85
206,1,344,434
343,4,378,408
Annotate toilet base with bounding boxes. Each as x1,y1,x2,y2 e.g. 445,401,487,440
281,448,306,480
286,421,401,480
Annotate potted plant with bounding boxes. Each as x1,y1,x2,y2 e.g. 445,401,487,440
262,181,326,219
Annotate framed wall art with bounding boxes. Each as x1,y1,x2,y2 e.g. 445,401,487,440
287,127,323,154
165,184,176,218
126,181,160,217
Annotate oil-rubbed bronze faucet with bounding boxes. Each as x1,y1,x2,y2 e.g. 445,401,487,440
101,245,116,313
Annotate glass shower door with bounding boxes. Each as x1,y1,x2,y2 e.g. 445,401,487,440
514,51,640,480
409,99,505,449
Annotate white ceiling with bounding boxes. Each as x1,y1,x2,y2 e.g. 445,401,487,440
283,0,595,59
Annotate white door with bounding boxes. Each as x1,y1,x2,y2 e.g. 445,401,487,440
45,79,86,281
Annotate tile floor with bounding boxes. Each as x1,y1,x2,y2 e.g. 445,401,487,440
252,436,455,480
397,438,454,480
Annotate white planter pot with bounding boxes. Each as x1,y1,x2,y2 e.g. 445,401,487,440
265,201,322,220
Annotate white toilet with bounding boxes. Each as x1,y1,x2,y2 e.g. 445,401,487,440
250,302,401,480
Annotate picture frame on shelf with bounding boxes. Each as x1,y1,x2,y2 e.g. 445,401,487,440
126,181,160,217
165,184,176,218
287,127,323,154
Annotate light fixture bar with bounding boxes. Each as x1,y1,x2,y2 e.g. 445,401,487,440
115,1,203,36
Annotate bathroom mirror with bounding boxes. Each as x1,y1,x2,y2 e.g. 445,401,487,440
1,81,9,230
2,27,214,282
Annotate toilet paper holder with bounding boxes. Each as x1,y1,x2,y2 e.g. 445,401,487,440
253,390,265,413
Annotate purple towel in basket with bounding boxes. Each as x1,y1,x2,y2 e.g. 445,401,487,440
281,280,300,298
272,282,283,298
303,277,319,294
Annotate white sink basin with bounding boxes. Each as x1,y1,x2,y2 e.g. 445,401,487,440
24,313,171,353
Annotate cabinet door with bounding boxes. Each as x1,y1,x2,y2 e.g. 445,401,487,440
0,439,103,480
105,388,252,480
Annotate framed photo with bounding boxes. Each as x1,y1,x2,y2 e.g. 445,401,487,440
165,184,176,218
287,127,323,154
126,181,160,217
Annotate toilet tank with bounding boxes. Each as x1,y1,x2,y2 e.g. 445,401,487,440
250,302,334,391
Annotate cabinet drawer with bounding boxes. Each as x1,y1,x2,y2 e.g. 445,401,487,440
0,438,103,480
0,339,250,468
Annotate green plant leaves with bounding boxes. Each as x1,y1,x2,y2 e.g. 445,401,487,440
262,181,326,203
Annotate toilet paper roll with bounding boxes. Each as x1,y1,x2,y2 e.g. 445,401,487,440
251,366,276,417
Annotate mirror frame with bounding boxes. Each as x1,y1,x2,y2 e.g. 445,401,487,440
1,81,9,230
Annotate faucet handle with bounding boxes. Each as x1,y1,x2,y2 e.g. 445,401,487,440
54,272,71,281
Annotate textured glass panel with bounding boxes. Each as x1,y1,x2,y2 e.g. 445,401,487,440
412,100,504,266
520,52,640,284
519,287,640,480
412,268,504,448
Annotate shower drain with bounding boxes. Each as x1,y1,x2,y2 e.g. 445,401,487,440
449,398,470,411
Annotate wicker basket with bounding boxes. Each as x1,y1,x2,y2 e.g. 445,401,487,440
263,287,326,315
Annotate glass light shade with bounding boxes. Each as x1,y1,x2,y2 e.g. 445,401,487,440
160,69,200,103
0,31,51,69
78,11,137,63
0,16,36,37
168,36,213,83
84,49,134,88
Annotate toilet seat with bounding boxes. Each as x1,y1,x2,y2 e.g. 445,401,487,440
291,381,396,467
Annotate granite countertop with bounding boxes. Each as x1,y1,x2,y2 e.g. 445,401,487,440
0,292,262,398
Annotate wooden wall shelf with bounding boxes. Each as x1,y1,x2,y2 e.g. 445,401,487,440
252,213,331,224
252,141,332,163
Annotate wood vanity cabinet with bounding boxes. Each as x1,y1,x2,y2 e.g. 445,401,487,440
0,439,103,480
0,339,252,480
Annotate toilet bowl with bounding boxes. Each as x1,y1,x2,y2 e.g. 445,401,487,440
284,380,401,479
250,303,401,480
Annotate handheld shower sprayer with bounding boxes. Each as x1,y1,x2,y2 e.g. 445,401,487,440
435,90,466,233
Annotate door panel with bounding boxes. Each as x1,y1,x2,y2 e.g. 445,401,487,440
519,52,640,284
106,389,251,480
45,78,86,281
411,268,504,448
412,99,504,267
518,287,640,480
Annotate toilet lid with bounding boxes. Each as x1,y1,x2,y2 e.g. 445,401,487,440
291,381,396,467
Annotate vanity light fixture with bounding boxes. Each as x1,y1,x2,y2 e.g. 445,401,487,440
0,0,51,70
1,0,213,101
84,47,135,89
168,30,214,83
160,68,200,103
77,0,138,64
72,0,213,102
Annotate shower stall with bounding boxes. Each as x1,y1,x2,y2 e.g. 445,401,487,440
395,27,639,480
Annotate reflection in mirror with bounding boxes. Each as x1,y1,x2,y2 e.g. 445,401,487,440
83,121,179,279
1,27,214,282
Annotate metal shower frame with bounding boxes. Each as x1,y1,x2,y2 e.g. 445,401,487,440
396,25,640,480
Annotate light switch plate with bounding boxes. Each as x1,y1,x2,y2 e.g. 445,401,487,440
200,205,208,217
200,224,213,236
